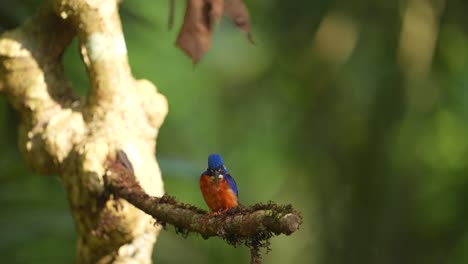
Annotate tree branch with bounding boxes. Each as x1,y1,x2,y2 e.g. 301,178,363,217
0,5,82,174
105,151,302,252
52,0,134,114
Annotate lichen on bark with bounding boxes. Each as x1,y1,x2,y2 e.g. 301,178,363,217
0,1,167,263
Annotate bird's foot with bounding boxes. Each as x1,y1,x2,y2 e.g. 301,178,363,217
205,209,228,218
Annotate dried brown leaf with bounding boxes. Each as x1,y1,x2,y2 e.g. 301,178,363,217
223,0,254,43
176,0,224,64
211,0,224,25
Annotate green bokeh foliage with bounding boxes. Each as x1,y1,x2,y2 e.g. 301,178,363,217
1,0,468,263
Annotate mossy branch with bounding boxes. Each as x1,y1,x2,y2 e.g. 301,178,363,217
105,151,303,260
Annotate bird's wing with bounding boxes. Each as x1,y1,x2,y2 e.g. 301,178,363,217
224,173,238,198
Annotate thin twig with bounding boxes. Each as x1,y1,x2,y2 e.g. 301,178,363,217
250,243,263,264
168,0,175,30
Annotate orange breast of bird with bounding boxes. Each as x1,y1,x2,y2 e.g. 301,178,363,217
199,174,238,212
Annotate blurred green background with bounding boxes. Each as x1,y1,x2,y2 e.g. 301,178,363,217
2,0,468,263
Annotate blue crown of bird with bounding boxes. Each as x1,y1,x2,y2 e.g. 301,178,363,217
207,154,227,187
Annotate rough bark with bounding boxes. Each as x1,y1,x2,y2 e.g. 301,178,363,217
0,1,167,263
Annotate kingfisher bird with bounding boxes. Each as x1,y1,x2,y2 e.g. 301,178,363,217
199,154,239,214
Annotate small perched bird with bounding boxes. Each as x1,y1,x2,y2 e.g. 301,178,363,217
199,154,239,214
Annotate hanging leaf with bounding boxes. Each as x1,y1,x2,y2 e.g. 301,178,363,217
223,0,254,44
210,0,224,25
175,0,253,63
176,0,224,64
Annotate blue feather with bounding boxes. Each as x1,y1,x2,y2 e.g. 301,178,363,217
224,173,239,199
208,154,224,170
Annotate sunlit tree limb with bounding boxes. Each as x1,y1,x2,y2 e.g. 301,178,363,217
0,1,168,263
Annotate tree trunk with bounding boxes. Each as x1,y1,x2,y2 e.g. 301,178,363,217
0,1,167,263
